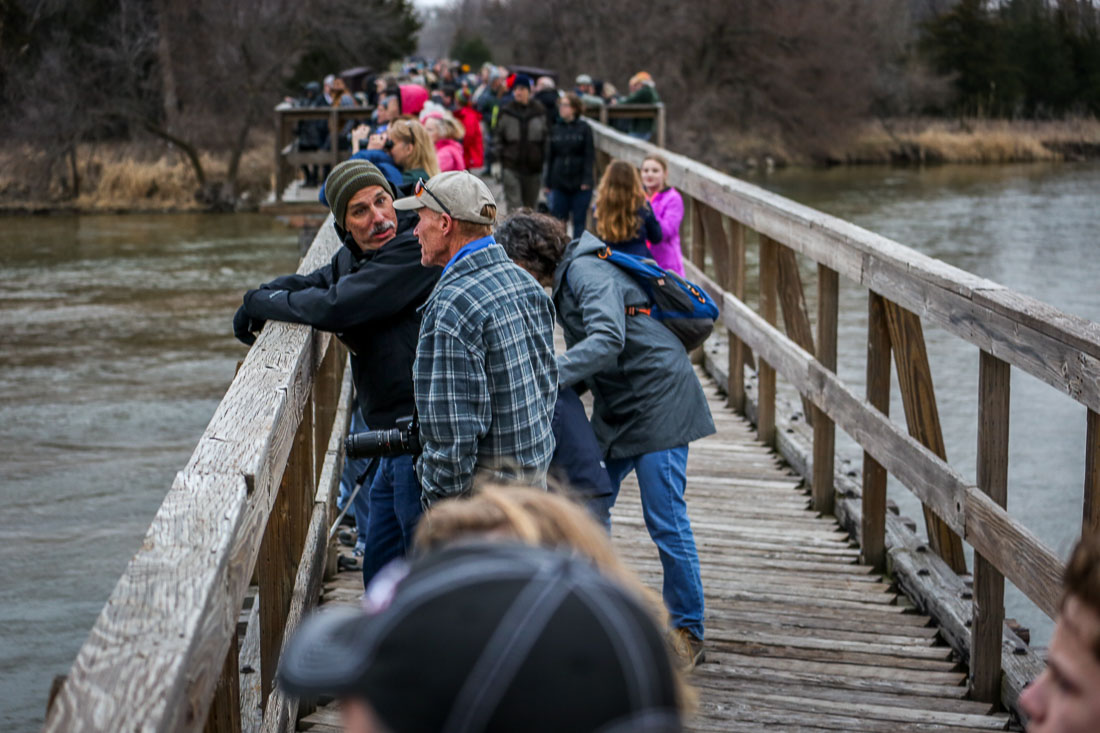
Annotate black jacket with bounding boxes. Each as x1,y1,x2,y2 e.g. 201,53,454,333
492,99,548,175
544,118,594,192
242,211,440,428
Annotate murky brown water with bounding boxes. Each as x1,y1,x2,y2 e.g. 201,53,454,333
2,164,1098,729
0,213,299,731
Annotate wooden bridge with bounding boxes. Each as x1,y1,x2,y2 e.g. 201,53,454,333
41,117,1100,732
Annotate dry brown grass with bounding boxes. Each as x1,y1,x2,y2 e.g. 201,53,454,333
0,135,275,212
845,117,1100,164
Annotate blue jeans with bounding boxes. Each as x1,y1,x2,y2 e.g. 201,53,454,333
362,453,423,585
604,445,704,639
549,188,593,238
338,407,374,548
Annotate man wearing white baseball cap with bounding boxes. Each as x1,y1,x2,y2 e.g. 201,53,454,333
394,171,557,504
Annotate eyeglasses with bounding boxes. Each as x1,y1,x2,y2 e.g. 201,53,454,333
414,178,452,217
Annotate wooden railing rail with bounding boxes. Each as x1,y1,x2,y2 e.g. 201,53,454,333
42,222,351,733
583,102,666,149
587,119,1096,711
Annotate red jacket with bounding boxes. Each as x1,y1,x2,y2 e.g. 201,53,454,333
454,106,484,169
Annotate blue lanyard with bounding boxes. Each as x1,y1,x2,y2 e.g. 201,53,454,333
442,235,495,274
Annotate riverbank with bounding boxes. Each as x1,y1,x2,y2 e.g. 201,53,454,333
0,139,273,215
711,116,1100,170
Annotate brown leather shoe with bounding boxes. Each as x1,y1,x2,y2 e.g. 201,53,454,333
673,627,705,669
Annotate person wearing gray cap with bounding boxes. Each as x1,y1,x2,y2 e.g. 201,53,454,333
574,73,604,109
393,171,557,504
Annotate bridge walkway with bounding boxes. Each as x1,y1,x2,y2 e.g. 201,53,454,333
297,368,1011,733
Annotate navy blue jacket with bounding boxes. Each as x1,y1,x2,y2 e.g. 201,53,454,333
604,204,662,259
549,386,612,498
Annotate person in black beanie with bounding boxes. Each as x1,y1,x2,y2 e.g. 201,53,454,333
232,158,440,586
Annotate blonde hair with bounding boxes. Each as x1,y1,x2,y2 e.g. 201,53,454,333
595,160,647,243
413,484,696,711
388,119,441,177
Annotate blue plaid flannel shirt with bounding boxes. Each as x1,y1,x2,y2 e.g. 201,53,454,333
414,243,558,503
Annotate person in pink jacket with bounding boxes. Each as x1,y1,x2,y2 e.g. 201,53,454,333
640,154,685,276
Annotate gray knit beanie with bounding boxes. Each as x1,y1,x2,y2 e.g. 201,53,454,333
325,159,396,227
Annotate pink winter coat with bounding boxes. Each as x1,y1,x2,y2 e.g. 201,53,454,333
647,187,685,276
435,138,467,172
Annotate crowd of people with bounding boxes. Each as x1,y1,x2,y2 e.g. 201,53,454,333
233,58,1094,733
285,59,663,213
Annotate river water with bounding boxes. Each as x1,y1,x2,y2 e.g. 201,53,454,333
0,214,300,731
1,164,1097,729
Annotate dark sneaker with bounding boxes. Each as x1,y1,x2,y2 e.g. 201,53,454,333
673,628,705,669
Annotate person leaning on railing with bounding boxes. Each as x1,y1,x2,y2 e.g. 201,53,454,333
1020,532,1100,732
232,159,441,587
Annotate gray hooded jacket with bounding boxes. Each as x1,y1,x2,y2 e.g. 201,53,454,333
552,232,715,459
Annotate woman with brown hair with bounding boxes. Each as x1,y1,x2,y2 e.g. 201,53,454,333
593,159,662,258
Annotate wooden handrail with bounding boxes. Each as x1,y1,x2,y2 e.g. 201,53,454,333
42,222,350,732
585,119,1089,711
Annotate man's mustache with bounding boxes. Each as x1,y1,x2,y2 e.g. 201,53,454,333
370,220,396,237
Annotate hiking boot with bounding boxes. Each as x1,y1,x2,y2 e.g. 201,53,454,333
338,529,357,547
673,628,705,669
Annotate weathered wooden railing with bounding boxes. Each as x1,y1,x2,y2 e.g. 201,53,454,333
274,105,375,202
42,223,352,732
583,102,666,149
589,120,1097,715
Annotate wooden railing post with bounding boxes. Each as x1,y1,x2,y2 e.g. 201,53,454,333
258,383,316,708
727,219,746,412
328,107,340,173
775,245,816,424
203,633,241,733
862,292,891,571
883,300,968,575
656,104,666,149
690,196,706,273
972,351,1010,705
274,110,286,203
758,236,778,447
813,266,839,515
1086,409,1100,534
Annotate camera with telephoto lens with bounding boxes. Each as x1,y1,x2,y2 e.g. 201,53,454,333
345,414,419,458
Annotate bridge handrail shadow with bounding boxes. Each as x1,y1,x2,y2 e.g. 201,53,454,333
586,119,1099,714
42,220,352,732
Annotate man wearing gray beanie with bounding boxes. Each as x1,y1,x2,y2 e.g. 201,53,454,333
233,158,440,585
